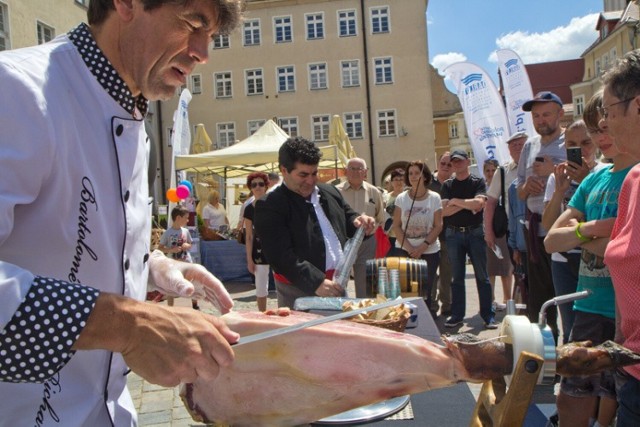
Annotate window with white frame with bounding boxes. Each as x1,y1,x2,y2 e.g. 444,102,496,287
312,115,330,141
306,13,324,40
595,59,601,76
449,122,458,138
190,74,202,94
338,10,357,37
374,57,393,84
245,68,264,95
243,19,260,46
344,112,363,139
217,122,236,148
610,47,617,63
214,72,232,98
277,66,295,92
248,119,266,135
341,60,360,87
213,34,229,49
37,21,54,44
370,7,389,34
0,3,9,51
274,16,292,43
279,117,298,137
309,63,327,90
377,110,396,137
574,96,585,117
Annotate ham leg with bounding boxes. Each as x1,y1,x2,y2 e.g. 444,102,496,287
180,309,640,426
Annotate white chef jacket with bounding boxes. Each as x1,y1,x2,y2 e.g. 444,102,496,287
0,32,150,425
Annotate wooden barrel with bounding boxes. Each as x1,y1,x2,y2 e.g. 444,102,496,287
365,257,428,296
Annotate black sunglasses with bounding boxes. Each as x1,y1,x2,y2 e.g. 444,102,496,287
250,182,266,188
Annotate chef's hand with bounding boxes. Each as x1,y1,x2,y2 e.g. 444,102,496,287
354,214,376,235
74,293,239,387
148,250,234,314
315,279,346,297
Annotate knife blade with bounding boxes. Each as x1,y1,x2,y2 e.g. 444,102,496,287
233,297,421,346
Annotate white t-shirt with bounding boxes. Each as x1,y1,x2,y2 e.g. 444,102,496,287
394,190,442,254
202,203,228,229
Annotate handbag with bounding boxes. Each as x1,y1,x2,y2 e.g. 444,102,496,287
236,226,246,245
492,166,509,238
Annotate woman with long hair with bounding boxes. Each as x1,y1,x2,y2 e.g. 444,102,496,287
391,160,442,312
243,172,270,312
383,168,406,251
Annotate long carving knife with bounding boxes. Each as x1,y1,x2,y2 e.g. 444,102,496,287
233,297,420,346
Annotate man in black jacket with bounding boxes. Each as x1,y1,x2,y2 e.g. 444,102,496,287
255,137,375,308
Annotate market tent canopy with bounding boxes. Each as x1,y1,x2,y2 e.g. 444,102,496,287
175,119,340,178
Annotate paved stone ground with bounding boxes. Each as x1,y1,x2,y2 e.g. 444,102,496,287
128,271,557,426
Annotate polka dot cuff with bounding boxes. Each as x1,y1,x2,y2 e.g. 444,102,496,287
0,277,99,383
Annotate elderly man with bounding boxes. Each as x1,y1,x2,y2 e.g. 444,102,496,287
255,138,376,308
0,1,244,424
336,158,385,297
516,91,566,341
601,49,640,425
484,132,527,309
428,152,454,316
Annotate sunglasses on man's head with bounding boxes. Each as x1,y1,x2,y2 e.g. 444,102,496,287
251,182,266,188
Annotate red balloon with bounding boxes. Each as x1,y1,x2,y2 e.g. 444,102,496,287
166,188,180,203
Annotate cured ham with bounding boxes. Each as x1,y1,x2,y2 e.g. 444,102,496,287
181,309,640,426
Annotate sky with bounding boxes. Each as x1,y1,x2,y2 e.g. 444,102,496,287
427,0,605,90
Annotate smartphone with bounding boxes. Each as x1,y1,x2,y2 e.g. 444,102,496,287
566,147,582,166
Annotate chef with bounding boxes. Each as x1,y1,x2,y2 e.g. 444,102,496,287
0,0,244,425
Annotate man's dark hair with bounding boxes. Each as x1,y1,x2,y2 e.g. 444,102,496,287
602,49,640,107
88,0,244,35
278,137,322,173
403,160,432,187
170,205,189,221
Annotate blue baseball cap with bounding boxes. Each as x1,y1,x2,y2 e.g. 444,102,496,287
522,91,563,111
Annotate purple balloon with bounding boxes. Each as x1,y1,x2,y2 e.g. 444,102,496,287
176,184,190,199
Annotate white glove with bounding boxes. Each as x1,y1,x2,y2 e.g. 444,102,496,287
148,250,234,313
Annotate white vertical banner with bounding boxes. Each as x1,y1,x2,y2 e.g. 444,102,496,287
444,62,510,167
496,49,536,137
168,89,192,225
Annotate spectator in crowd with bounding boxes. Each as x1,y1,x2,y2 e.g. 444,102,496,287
601,49,640,426
383,167,406,251
545,90,637,427
243,172,271,312
482,158,513,311
267,171,282,191
485,132,526,306
516,91,567,340
428,152,454,316
337,158,385,298
158,205,200,310
391,160,442,313
254,137,375,308
0,0,243,423
541,119,601,345
441,150,497,329
203,189,229,230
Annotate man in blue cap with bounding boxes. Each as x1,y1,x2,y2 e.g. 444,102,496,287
516,91,567,341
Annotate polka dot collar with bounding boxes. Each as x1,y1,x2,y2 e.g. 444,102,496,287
68,23,148,118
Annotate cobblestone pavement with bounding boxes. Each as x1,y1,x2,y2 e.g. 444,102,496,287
129,273,556,425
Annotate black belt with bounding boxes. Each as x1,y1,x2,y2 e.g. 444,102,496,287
447,224,483,233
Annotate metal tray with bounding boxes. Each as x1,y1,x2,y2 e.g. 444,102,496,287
313,395,410,425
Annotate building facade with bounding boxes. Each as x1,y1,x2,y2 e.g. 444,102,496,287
0,0,87,51
159,0,434,186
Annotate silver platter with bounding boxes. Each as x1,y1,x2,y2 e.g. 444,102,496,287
313,395,410,425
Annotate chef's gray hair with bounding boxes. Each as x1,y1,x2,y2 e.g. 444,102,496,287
88,0,244,35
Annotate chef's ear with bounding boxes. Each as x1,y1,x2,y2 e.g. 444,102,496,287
113,0,135,22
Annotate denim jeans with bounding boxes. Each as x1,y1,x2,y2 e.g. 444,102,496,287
616,369,640,426
445,226,494,323
551,253,580,345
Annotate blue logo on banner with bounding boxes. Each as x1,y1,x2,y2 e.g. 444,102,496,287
504,59,520,75
461,73,486,95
